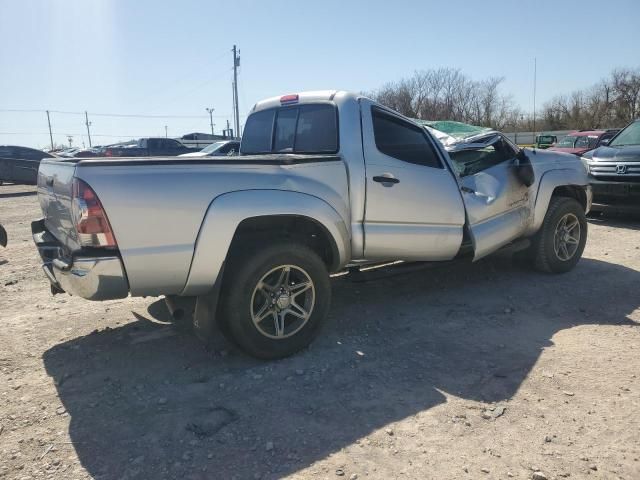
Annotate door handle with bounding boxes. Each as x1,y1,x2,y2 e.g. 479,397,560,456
460,186,475,194
373,175,399,185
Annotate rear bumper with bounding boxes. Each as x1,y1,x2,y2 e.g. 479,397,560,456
31,220,129,300
589,177,640,213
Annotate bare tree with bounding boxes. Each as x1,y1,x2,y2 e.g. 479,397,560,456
539,68,640,131
369,68,521,130
371,66,639,132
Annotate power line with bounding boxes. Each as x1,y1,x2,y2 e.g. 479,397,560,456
0,109,231,119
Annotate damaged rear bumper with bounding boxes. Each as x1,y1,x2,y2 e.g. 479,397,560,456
31,219,129,300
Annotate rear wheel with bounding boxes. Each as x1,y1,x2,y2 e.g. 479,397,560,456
218,243,331,359
531,197,587,273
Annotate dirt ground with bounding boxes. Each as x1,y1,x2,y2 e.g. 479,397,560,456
0,183,639,480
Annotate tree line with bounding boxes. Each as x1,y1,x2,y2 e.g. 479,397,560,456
369,67,640,132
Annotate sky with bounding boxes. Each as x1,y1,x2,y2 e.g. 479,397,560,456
1,0,639,149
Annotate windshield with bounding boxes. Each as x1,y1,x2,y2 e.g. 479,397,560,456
200,141,227,154
557,135,578,148
610,121,640,147
538,135,554,143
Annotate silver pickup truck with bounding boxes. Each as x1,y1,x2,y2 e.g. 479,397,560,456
33,90,591,359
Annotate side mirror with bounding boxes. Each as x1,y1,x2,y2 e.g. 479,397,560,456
514,150,535,187
599,138,610,146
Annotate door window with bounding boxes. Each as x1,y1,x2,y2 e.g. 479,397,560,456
371,108,442,168
449,137,516,177
218,142,238,154
575,136,590,148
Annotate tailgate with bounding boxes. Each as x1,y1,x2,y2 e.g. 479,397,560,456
37,158,82,252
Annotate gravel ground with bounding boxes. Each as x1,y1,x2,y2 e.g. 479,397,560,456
1,183,639,480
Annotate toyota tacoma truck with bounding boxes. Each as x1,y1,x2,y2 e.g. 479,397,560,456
32,91,591,359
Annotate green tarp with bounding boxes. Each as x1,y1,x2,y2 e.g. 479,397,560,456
412,119,491,140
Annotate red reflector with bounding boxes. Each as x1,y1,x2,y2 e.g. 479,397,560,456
280,94,299,104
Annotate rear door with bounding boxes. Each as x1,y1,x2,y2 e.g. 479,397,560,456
361,100,466,261
453,136,532,259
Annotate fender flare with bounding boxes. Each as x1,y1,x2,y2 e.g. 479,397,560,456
181,189,350,296
528,168,590,235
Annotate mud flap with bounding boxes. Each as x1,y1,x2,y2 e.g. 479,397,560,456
192,263,226,345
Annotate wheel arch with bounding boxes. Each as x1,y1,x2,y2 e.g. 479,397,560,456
527,168,590,236
181,189,350,296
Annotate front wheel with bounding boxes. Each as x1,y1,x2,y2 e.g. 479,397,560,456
218,243,331,359
531,197,588,273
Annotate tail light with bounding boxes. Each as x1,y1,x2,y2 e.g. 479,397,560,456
72,179,117,248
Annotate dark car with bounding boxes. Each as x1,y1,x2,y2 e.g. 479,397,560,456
104,137,200,157
595,128,620,148
535,134,557,149
582,120,640,213
0,145,55,185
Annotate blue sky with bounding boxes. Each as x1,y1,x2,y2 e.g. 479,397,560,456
1,0,639,149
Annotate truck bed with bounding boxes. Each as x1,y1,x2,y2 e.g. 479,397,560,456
36,154,349,296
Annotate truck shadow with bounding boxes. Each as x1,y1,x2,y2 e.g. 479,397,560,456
0,190,37,199
42,256,639,480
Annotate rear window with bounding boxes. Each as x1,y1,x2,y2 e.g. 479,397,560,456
241,104,338,154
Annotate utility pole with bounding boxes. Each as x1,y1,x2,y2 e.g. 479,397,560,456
206,107,215,135
46,110,54,150
164,125,168,138
232,45,240,139
533,57,537,139
84,111,92,147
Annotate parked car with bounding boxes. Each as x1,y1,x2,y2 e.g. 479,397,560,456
535,134,557,149
548,130,611,156
178,140,240,158
56,147,82,158
0,145,56,185
70,148,101,158
32,90,591,359
104,137,201,157
595,129,620,148
582,119,640,213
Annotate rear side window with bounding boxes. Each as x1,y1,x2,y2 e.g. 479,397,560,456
241,109,276,154
241,104,338,154
372,108,441,168
274,108,298,152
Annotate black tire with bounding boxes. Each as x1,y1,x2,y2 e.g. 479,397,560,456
218,243,331,359
531,197,587,273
